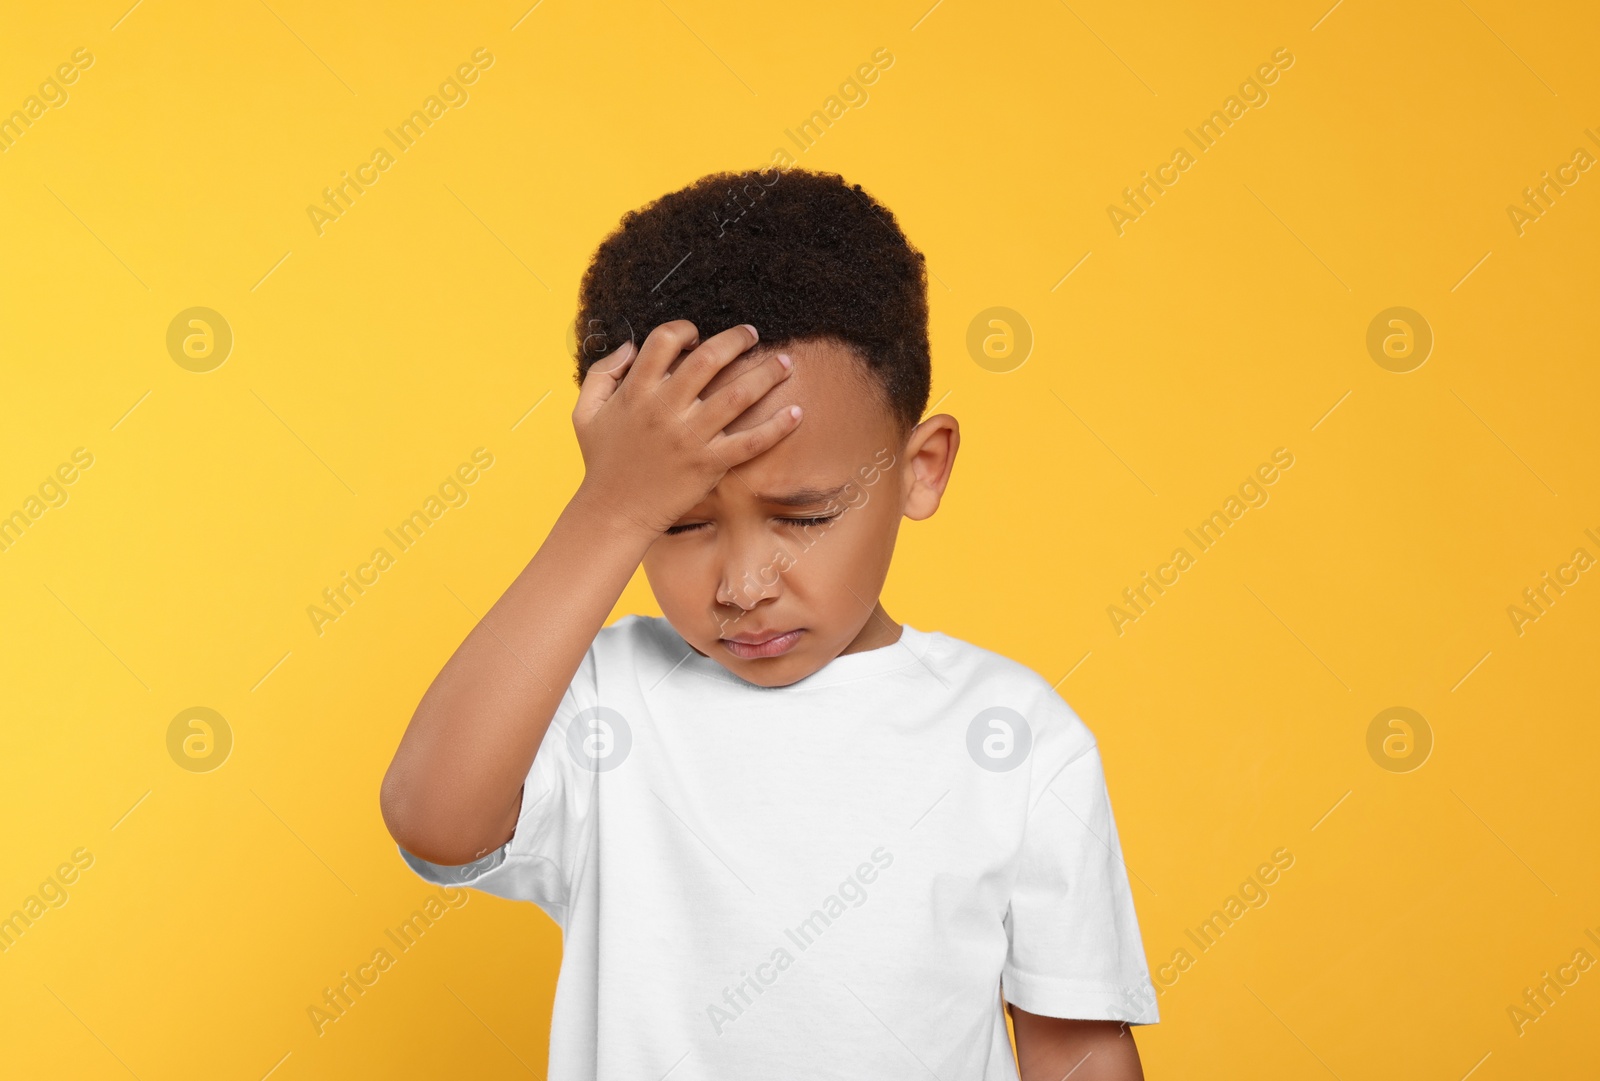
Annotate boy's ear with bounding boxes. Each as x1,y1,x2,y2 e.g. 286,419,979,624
900,414,959,521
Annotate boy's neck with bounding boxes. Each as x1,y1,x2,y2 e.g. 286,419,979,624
840,603,902,655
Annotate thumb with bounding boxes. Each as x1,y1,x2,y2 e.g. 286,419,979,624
573,340,637,421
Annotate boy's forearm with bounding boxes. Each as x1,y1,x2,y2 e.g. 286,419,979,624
380,482,658,865
1010,1010,1145,1081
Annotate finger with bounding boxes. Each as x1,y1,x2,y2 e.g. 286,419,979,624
658,323,763,410
691,350,795,435
666,332,700,375
631,319,702,386
572,340,637,424
708,401,803,467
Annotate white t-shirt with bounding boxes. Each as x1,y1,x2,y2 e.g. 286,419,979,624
398,614,1158,1079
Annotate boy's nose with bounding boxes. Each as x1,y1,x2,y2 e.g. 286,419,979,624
715,544,785,610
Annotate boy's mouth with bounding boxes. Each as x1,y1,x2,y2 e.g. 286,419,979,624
720,628,804,659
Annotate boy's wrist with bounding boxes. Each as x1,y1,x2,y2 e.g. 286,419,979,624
569,481,663,546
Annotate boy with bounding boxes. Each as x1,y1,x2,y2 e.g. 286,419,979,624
380,169,1158,1079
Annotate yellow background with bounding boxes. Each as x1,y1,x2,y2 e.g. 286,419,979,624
3,0,1597,1077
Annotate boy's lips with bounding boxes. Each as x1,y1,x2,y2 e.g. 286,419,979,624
720,628,804,658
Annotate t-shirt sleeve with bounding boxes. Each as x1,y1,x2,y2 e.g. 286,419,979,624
395,633,602,923
1001,706,1160,1025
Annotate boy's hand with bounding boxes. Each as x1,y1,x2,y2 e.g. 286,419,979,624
571,319,800,537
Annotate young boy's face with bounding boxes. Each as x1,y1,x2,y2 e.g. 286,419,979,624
640,336,956,689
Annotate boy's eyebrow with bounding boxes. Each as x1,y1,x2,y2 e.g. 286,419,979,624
755,483,850,507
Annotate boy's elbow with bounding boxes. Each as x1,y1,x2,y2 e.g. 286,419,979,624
382,793,466,866
379,763,445,857
379,766,423,850
379,767,519,867
394,829,509,869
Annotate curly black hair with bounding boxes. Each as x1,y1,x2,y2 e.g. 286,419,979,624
571,167,930,437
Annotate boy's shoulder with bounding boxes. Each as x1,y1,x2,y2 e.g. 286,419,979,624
925,624,1100,768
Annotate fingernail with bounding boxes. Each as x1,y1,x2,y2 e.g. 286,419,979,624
740,323,759,342
777,353,792,369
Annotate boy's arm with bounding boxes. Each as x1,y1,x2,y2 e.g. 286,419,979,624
1010,1009,1145,1081
379,320,797,866
379,484,657,866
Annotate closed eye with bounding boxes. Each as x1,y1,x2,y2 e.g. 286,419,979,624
663,514,840,536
